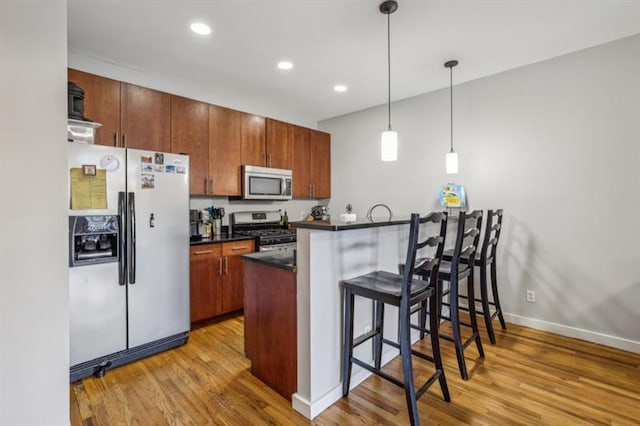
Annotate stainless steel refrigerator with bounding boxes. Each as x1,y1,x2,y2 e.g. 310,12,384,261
67,142,189,381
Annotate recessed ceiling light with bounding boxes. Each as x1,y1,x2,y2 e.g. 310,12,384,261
277,61,294,70
334,84,348,92
190,22,211,35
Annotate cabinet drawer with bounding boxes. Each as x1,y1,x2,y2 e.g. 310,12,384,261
222,240,255,256
190,245,221,258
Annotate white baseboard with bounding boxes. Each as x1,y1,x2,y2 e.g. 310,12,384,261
503,313,640,354
292,348,399,419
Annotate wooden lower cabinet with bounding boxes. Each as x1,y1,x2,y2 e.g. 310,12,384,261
244,261,297,399
189,240,255,323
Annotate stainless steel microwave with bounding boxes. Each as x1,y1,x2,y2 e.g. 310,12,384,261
242,165,292,200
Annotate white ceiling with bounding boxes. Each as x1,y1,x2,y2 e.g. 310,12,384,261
68,0,640,122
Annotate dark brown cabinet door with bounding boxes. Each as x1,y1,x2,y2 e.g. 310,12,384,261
121,83,171,152
67,69,121,147
189,245,223,323
209,105,242,195
310,130,331,198
171,96,209,195
240,112,266,167
221,241,255,313
292,125,311,198
265,119,292,170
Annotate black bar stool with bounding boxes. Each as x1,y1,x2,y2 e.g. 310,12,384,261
410,210,484,380
444,209,506,344
341,212,450,426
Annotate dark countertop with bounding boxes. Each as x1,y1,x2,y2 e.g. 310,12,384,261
190,233,256,245
241,247,296,272
290,216,411,231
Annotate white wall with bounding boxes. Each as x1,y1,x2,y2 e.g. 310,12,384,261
68,54,318,129
0,1,70,424
321,35,640,351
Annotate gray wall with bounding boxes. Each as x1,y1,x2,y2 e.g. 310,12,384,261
0,0,70,424
321,34,640,351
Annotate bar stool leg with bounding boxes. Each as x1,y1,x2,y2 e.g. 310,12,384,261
418,299,427,340
373,301,385,369
478,260,496,344
342,288,355,396
399,302,419,426
466,272,485,358
490,261,507,330
428,289,450,402
448,274,469,380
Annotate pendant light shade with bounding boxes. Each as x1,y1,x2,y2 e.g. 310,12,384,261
446,151,459,174
445,59,459,174
380,0,398,162
381,130,398,161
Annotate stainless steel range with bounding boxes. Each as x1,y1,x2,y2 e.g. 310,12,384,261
230,210,296,252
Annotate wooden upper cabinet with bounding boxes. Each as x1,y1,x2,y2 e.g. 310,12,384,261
292,125,311,198
265,118,292,170
290,127,330,199
120,83,171,152
67,69,120,147
67,70,171,152
171,96,209,195
240,113,266,167
310,130,331,198
209,105,243,196
68,69,329,198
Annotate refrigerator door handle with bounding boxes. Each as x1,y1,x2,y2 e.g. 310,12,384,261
128,191,136,284
118,191,127,285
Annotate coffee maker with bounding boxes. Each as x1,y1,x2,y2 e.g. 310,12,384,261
190,209,202,241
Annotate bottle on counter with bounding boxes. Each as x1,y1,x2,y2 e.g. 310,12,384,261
282,210,289,229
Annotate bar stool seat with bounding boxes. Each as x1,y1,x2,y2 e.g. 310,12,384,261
341,212,450,426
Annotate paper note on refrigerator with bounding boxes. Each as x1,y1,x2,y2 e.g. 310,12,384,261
70,168,108,209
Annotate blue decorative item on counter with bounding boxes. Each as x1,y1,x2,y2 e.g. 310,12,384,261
439,183,466,208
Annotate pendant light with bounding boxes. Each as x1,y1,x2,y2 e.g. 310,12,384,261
445,60,459,174
380,0,398,162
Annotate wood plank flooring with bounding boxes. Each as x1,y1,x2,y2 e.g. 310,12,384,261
70,315,640,425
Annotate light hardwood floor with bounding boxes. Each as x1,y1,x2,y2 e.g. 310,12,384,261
71,315,640,425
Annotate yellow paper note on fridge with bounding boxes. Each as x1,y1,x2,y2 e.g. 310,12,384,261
70,168,107,210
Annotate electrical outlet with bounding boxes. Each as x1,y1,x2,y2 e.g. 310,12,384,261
526,290,536,303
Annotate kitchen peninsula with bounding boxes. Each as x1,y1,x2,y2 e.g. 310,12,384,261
291,217,412,419
242,248,297,399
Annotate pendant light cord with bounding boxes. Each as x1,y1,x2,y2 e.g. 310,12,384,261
450,65,453,152
387,11,391,131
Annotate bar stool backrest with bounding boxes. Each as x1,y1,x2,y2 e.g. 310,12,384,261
480,209,503,264
451,210,483,276
412,211,448,284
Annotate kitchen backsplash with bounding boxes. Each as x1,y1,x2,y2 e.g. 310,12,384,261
189,197,323,225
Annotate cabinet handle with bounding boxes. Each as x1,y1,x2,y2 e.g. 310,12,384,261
224,256,229,274
231,246,248,251
218,258,223,276
204,178,208,194
114,132,119,147
268,154,272,167
193,250,213,255
122,133,127,148
262,154,266,166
